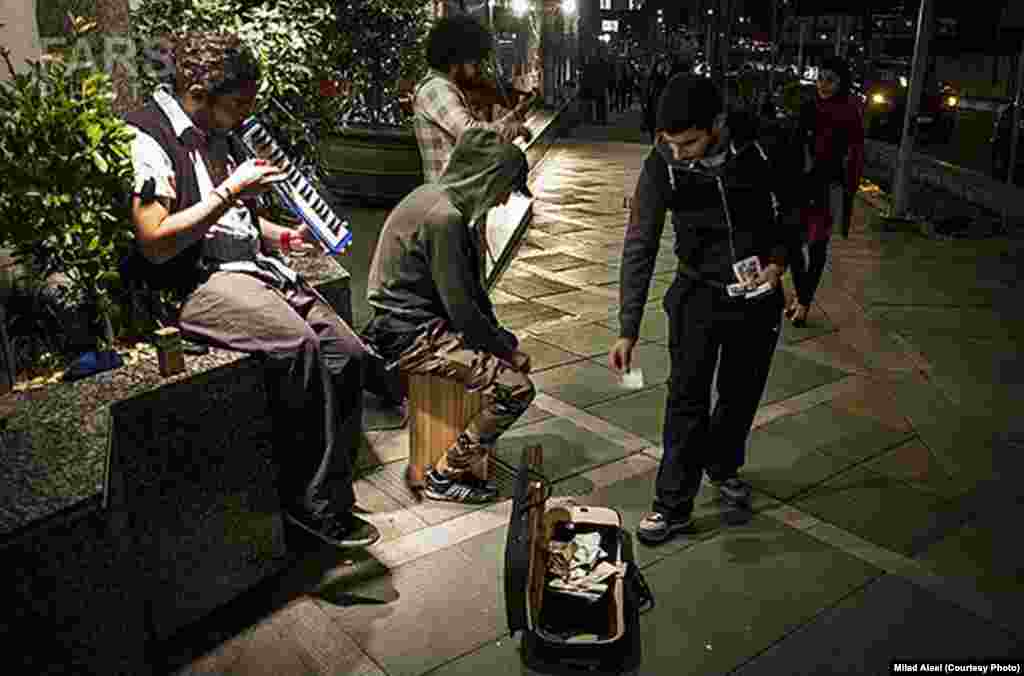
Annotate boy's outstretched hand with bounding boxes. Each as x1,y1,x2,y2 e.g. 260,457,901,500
755,263,784,289
608,337,636,374
510,350,532,374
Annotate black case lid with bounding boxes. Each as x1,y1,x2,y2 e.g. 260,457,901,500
503,446,548,635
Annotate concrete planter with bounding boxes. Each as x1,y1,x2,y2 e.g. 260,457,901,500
321,124,424,207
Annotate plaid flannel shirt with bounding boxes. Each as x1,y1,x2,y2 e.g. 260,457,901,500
413,69,519,183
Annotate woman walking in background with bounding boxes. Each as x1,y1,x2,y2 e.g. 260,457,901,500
644,58,672,142
786,56,864,327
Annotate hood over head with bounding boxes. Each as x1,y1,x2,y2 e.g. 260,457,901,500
438,128,531,226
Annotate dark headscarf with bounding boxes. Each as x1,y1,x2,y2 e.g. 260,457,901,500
819,56,852,98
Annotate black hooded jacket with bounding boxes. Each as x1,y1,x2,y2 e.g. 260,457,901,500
618,111,788,340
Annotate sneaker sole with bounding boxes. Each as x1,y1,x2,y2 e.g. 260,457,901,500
422,488,497,504
636,519,694,545
284,513,380,548
716,490,753,508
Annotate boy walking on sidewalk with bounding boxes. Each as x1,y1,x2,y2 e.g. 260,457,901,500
608,75,789,545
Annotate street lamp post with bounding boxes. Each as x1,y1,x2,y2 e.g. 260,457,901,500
892,0,935,219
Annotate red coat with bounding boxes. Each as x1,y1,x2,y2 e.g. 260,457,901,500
801,94,865,242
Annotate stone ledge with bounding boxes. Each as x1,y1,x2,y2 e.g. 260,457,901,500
863,138,1020,231
0,255,353,541
3,254,362,658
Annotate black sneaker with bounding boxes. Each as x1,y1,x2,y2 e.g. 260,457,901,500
285,510,381,548
424,469,498,504
711,476,753,508
636,511,694,545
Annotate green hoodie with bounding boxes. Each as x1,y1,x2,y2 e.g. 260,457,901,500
365,128,529,362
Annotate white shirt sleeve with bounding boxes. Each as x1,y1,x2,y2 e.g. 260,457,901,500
126,124,177,200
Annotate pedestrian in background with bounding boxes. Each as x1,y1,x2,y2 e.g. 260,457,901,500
618,60,635,112
785,56,864,327
643,58,672,141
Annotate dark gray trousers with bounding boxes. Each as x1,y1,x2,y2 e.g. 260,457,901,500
178,270,368,519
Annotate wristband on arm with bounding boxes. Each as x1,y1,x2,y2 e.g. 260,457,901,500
211,186,235,206
279,230,293,253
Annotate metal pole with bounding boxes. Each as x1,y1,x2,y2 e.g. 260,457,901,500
720,0,731,106
706,20,714,73
835,14,843,57
797,19,806,76
891,0,934,219
1002,38,1024,230
1006,40,1024,187
768,0,778,99
0,304,14,395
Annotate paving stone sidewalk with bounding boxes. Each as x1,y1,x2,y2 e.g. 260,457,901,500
168,108,1024,676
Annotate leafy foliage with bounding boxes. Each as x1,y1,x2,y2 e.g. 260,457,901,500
36,0,97,38
335,0,431,125
0,49,135,348
131,0,431,156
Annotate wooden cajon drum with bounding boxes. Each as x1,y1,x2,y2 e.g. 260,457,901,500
406,371,486,489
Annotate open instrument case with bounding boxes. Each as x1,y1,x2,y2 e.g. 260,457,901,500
504,446,653,675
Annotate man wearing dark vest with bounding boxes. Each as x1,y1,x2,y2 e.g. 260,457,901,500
124,32,379,548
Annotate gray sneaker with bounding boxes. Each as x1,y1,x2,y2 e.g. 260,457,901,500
636,511,694,545
713,477,753,508
424,469,498,504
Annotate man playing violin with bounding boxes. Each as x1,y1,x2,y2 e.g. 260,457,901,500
413,15,535,183
124,31,380,549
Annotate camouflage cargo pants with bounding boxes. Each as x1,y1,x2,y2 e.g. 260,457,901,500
392,319,535,479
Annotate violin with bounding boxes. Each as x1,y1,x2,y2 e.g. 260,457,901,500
398,73,539,121
463,78,539,122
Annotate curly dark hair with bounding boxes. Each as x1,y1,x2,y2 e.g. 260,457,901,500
172,32,261,97
425,15,493,72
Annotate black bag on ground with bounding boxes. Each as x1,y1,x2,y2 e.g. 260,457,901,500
505,449,655,675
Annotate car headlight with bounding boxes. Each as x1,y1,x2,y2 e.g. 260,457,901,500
946,96,959,107
871,93,888,105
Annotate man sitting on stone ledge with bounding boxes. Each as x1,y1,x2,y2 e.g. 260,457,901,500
363,128,536,504
124,31,379,548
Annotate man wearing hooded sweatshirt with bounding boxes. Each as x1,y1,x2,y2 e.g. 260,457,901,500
608,75,788,545
363,128,536,504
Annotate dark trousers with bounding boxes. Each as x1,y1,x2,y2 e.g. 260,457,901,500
789,239,829,306
654,280,783,518
178,271,368,520
591,94,608,124
616,85,632,111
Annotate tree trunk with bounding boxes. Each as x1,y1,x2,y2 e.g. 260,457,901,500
0,304,14,394
95,0,137,114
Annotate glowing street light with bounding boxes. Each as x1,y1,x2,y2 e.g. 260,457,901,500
512,0,528,17
561,0,576,14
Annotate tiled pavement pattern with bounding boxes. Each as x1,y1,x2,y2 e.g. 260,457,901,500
168,109,1024,675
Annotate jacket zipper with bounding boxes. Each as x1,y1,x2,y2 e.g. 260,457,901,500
714,176,739,265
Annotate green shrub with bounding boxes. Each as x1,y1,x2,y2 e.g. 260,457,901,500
335,0,431,126
130,0,431,156
0,48,135,350
36,0,97,38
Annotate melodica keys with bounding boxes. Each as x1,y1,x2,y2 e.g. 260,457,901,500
236,118,352,255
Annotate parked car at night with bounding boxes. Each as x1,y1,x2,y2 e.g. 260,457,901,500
860,58,959,143
991,101,1024,185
